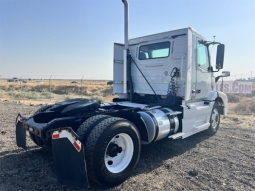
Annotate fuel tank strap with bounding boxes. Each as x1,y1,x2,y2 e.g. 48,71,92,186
145,111,159,142
158,109,176,135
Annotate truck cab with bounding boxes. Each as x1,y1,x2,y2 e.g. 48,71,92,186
113,27,228,139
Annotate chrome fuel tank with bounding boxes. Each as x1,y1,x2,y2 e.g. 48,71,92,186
138,108,180,143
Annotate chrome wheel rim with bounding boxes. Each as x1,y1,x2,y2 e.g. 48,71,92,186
211,108,219,130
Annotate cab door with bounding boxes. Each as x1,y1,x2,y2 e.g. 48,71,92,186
194,38,212,100
113,43,125,95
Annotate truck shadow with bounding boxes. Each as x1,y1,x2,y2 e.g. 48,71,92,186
0,131,212,191
134,131,212,176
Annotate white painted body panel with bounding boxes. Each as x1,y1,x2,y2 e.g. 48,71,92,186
206,90,218,100
129,29,189,99
113,27,211,102
113,43,127,98
205,90,228,116
217,91,228,116
182,101,214,138
194,35,212,100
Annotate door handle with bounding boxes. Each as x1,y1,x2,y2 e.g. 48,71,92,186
192,89,201,93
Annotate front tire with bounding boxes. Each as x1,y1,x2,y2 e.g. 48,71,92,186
206,102,220,135
84,117,140,186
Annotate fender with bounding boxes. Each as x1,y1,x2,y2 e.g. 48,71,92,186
205,90,228,116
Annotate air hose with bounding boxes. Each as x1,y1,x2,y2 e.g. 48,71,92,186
165,67,179,106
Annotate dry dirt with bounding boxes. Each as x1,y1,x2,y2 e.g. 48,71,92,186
0,101,254,191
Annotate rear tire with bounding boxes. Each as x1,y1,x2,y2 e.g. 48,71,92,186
29,105,53,147
206,102,220,135
84,117,140,186
76,115,111,143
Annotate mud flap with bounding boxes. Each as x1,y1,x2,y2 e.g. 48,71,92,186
15,114,27,150
51,129,89,188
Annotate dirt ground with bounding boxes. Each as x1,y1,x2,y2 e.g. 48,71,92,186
0,101,254,191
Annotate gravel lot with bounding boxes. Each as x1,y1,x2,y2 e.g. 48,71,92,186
0,101,254,191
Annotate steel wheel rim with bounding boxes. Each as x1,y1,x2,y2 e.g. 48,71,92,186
211,108,219,130
105,133,134,173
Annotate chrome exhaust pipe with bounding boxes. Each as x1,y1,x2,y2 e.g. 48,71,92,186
122,0,129,50
122,0,128,94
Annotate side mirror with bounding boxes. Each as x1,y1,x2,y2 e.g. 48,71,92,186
215,70,230,83
216,44,225,69
221,71,230,77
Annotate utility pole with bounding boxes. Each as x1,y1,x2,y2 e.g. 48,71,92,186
80,75,84,95
49,75,52,100
19,76,22,92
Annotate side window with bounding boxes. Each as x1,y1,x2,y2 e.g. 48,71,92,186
197,42,209,70
139,41,170,60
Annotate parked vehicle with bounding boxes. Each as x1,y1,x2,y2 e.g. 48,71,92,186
70,81,79,84
107,80,113,85
15,0,229,188
7,78,18,82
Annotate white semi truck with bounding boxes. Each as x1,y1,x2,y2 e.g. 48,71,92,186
15,0,229,188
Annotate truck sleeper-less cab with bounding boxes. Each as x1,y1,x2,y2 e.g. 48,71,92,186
15,0,228,188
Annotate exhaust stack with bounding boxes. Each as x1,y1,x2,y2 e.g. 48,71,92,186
122,0,129,94
122,0,129,49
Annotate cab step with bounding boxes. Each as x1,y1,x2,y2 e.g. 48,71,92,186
168,133,185,139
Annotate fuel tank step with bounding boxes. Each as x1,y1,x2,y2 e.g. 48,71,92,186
168,132,185,139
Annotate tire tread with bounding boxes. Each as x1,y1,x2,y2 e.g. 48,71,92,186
76,115,110,137
207,102,220,135
85,117,126,184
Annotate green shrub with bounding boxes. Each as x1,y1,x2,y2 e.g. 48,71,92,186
0,89,6,96
101,86,113,96
248,98,255,113
40,91,55,99
226,93,240,103
234,98,255,114
5,91,56,100
64,95,73,100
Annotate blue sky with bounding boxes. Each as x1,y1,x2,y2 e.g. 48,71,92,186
0,0,254,80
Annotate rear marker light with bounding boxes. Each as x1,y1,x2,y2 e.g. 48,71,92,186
73,141,81,152
52,132,60,139
19,118,24,122
52,130,82,152
34,130,40,135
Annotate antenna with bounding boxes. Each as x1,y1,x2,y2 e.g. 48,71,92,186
210,36,216,52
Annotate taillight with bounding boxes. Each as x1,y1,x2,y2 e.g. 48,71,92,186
34,129,40,135
29,127,33,132
73,141,81,152
52,132,60,139
24,124,29,130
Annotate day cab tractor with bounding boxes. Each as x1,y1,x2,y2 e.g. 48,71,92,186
15,0,230,188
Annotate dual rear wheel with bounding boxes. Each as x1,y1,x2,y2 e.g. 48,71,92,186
76,115,141,186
